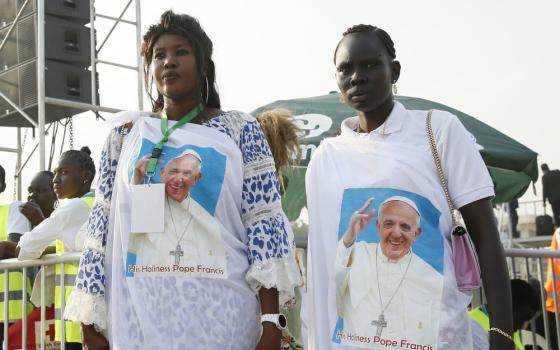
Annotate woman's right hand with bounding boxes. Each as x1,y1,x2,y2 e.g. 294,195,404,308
132,156,150,185
82,324,109,350
132,155,163,185
342,198,375,247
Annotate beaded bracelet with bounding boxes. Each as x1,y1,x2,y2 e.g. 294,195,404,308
489,327,514,343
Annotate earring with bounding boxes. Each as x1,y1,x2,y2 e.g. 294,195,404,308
204,76,209,105
392,80,398,95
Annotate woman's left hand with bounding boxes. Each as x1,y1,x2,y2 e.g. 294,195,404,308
255,323,281,350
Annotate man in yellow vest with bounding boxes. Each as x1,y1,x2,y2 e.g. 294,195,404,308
0,170,57,345
470,279,539,350
0,170,57,250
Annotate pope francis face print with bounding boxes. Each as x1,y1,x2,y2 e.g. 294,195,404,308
376,198,422,260
341,196,422,261
160,150,202,203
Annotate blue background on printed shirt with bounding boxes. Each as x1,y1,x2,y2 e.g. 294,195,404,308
332,187,443,344
128,138,226,216
125,139,226,278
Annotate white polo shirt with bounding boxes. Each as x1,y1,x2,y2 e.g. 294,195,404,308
304,101,494,349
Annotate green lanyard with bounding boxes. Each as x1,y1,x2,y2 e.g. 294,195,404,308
145,103,204,183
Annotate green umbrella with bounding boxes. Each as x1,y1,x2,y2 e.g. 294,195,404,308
253,93,539,221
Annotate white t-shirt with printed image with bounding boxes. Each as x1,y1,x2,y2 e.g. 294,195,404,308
304,101,494,350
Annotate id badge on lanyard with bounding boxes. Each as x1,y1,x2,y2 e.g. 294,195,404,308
130,183,165,233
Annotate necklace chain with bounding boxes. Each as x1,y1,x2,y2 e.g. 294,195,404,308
167,196,193,245
375,244,413,315
357,114,391,135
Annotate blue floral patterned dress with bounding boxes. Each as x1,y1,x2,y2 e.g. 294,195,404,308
65,110,302,349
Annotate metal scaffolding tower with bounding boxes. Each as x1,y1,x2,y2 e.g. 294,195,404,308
0,0,143,201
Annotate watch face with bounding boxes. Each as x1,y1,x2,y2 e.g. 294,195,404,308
278,314,287,328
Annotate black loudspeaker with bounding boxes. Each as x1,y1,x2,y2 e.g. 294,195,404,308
45,15,92,65
45,0,90,24
0,0,96,128
0,14,91,69
0,60,98,126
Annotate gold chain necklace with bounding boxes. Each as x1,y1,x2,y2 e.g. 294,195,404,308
356,114,391,135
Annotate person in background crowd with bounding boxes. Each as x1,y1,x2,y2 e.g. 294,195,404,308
543,226,560,350
0,165,31,344
0,170,56,344
542,164,560,227
470,279,540,350
19,171,57,229
0,165,6,194
508,199,519,238
258,108,302,195
527,278,557,350
0,171,57,252
16,147,96,350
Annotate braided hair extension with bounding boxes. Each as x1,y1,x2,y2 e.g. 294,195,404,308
257,108,302,192
60,146,96,184
141,10,220,112
333,24,396,63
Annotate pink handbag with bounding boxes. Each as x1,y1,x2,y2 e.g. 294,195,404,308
450,225,482,291
426,111,482,291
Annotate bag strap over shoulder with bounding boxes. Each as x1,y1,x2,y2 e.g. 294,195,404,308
426,110,458,226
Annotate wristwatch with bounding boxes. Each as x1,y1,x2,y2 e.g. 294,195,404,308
261,313,287,330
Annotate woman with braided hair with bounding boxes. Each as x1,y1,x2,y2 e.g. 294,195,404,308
304,25,513,349
15,146,95,349
16,146,95,260
64,10,301,350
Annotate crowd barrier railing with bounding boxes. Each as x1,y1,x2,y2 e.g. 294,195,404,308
1,248,559,349
468,248,559,350
498,248,560,350
0,252,80,350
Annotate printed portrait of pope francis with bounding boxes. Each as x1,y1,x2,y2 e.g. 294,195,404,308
334,196,442,347
128,149,226,277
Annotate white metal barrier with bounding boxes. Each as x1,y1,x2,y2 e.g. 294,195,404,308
2,248,560,349
0,252,80,350
470,248,560,350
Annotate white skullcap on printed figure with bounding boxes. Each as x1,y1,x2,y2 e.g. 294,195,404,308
381,195,420,215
